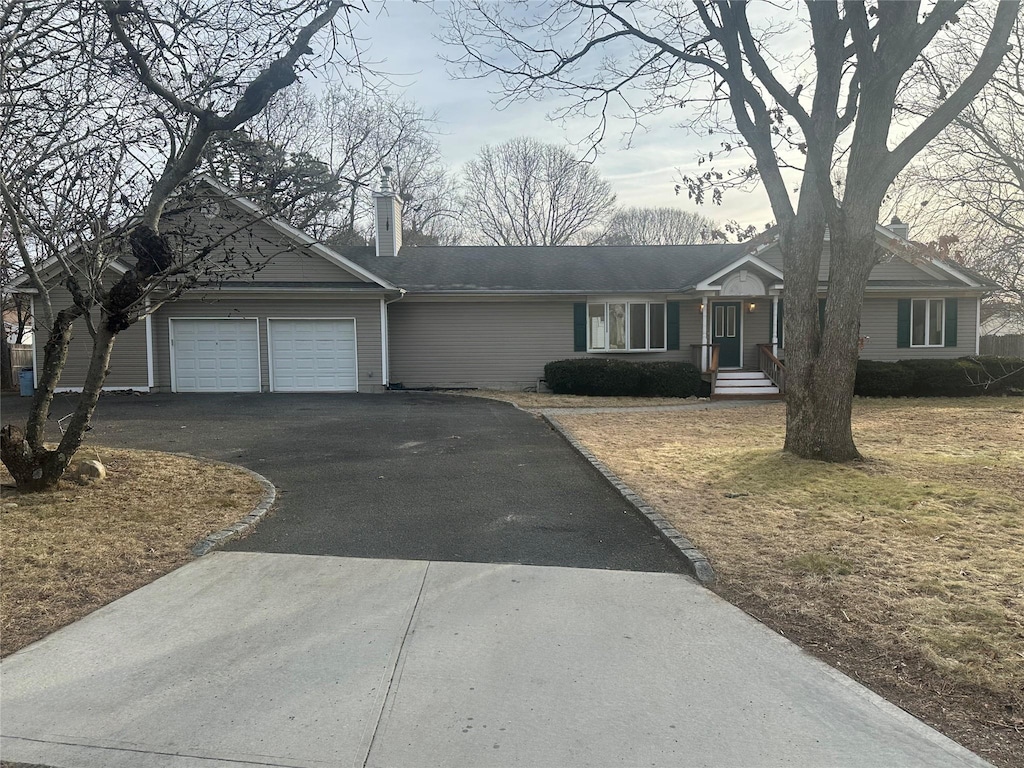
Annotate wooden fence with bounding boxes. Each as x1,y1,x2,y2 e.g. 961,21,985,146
980,335,1024,357
9,343,33,369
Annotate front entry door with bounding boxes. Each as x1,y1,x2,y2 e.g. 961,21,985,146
712,302,742,368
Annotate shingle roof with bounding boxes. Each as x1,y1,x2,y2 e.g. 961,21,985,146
344,244,744,293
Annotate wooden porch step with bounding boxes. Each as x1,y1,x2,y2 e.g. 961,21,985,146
713,371,782,399
713,392,785,401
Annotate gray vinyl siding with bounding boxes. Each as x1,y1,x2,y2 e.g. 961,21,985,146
244,245,367,282
679,299,703,367
742,301,773,370
388,299,701,390
166,208,372,283
374,195,402,258
152,296,385,392
858,296,978,361
35,285,150,390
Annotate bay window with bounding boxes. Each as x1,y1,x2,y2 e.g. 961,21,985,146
587,301,667,352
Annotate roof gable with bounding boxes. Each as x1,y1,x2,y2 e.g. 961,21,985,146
6,179,398,294
195,177,396,289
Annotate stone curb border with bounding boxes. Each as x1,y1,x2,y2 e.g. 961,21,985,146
181,457,277,557
543,414,717,585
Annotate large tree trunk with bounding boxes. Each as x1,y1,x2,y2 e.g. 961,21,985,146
0,309,114,491
782,211,880,462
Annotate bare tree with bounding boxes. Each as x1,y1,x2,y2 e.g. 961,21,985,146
445,1,1018,461
599,206,719,245
1,1,364,490
205,83,462,245
899,13,1024,330
461,137,616,246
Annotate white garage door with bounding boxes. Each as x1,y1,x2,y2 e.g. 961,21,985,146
269,319,357,392
171,319,260,393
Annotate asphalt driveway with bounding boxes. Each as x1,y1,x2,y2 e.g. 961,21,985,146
2,391,996,768
1,391,686,572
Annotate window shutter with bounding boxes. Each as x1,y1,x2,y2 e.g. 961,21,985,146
573,303,587,352
944,298,958,347
667,301,680,350
777,298,785,345
897,299,911,348
818,298,827,330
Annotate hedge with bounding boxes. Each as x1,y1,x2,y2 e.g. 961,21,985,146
854,357,1024,398
544,358,702,398
854,360,916,398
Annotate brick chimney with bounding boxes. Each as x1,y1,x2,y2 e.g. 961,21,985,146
888,215,910,241
373,166,403,258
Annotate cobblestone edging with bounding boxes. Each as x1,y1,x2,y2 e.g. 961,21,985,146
185,459,277,557
543,414,717,585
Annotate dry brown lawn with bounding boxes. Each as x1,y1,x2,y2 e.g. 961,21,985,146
447,388,704,410
0,448,264,657
557,398,1024,768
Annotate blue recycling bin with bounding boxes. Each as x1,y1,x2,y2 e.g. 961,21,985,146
19,368,34,397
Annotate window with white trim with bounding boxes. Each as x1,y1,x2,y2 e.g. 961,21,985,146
588,301,666,352
912,298,944,347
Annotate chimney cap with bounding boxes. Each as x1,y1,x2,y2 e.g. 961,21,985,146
379,166,394,193
891,215,903,225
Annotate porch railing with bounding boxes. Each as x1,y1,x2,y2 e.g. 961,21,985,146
758,344,786,393
690,343,720,391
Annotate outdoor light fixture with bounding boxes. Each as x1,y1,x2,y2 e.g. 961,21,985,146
748,302,756,313
699,302,705,312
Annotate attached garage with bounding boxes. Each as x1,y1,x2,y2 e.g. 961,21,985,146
268,318,358,392
170,318,261,392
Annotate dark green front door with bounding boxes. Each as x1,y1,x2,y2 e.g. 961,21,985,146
712,301,742,368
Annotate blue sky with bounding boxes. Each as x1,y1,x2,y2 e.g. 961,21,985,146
345,1,775,228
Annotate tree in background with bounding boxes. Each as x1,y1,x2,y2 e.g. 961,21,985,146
897,13,1023,331
599,207,719,245
205,84,462,246
461,137,616,246
446,1,1018,461
1,0,362,490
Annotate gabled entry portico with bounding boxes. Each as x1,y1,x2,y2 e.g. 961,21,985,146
690,254,786,399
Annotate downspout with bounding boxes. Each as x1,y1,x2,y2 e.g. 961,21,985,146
30,296,37,388
974,296,983,356
145,298,155,391
381,289,407,388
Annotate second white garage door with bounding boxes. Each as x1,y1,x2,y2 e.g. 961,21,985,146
268,319,357,392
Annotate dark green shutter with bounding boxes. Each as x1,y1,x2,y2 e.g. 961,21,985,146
818,298,827,330
777,298,785,346
897,299,911,348
573,303,587,351
667,301,680,350
944,298,958,347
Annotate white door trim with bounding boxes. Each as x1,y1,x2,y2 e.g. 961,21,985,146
711,300,745,369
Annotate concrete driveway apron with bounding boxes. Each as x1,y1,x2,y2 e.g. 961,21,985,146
0,392,995,767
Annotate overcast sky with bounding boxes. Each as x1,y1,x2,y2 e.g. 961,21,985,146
345,1,776,228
